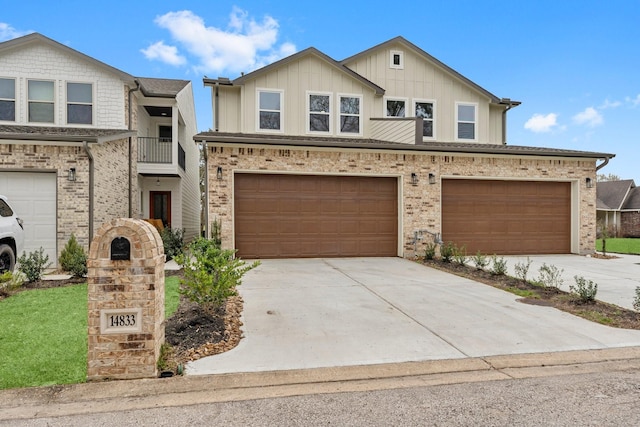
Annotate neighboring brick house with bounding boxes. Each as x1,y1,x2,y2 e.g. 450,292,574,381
196,36,614,258
0,33,200,265
597,180,640,237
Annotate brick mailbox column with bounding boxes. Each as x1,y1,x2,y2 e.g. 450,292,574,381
87,218,165,381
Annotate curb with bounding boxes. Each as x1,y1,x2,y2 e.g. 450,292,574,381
2,346,640,421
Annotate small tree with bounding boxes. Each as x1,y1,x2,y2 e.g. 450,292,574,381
59,234,87,277
18,248,51,282
514,257,533,281
472,251,489,270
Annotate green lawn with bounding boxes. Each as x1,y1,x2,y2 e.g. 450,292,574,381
596,238,640,255
0,276,180,390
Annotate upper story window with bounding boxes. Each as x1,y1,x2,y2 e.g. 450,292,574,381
414,100,435,139
307,92,331,134
257,89,283,132
338,94,362,135
67,82,93,124
385,97,407,117
0,78,15,121
28,80,55,123
456,102,477,141
390,50,404,69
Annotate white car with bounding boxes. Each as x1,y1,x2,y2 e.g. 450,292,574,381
0,195,24,273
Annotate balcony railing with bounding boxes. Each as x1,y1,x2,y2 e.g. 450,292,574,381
178,143,185,171
138,137,172,164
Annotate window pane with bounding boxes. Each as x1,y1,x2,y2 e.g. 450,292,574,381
260,111,280,130
386,100,405,117
0,78,14,99
67,83,92,103
415,102,433,119
309,95,329,113
68,104,92,124
340,97,359,114
458,104,475,122
28,80,54,101
0,199,13,217
340,116,359,133
29,102,54,122
310,114,329,132
422,120,433,137
259,92,280,110
0,100,15,121
458,122,475,139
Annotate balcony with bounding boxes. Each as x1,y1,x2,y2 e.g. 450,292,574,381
138,137,172,164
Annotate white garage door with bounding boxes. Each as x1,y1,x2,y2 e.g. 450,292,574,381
0,172,57,265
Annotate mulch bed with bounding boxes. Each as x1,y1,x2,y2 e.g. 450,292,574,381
423,258,640,330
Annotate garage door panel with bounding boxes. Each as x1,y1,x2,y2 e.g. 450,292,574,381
442,179,570,255
234,174,397,258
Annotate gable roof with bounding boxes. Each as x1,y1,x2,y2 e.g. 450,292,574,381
204,47,385,95
0,32,135,85
137,77,190,98
622,186,640,210
596,179,635,210
340,36,515,105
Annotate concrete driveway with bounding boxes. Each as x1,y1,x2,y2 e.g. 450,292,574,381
187,257,640,375
501,254,640,310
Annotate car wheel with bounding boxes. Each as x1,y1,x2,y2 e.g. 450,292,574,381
0,244,16,273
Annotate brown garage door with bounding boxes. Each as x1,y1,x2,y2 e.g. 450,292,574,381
442,179,571,255
234,174,398,258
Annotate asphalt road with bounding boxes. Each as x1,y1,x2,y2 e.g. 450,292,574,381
4,368,640,426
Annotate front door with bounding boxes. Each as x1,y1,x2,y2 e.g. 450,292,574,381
150,191,171,228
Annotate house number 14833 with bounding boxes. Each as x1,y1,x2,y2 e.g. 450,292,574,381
109,314,136,327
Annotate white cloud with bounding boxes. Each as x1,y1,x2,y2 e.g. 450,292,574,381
625,94,640,107
0,22,31,41
599,99,622,109
140,41,186,66
524,113,559,133
145,8,296,75
572,107,603,127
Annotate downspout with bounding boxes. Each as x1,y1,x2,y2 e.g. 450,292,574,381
127,80,140,217
596,157,610,171
501,101,515,144
202,139,209,238
83,141,94,242
214,81,220,132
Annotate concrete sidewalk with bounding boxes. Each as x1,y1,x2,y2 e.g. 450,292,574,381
187,257,640,376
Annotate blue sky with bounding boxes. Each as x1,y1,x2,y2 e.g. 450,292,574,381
2,1,639,180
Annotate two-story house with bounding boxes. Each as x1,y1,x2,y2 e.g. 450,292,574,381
196,37,614,259
0,33,200,265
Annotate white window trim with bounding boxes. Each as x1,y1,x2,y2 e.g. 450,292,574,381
0,77,16,122
390,50,404,69
306,91,332,135
256,88,284,133
455,101,478,142
337,93,363,136
413,98,436,141
27,79,56,124
383,96,408,118
65,81,94,126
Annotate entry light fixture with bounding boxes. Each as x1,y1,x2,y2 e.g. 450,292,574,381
586,177,593,188
217,166,223,180
428,173,436,185
68,168,76,182
156,177,160,186
410,172,418,185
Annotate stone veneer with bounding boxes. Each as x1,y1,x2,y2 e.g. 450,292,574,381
87,218,165,381
207,144,598,256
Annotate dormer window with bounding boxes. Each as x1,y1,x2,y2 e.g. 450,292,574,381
390,50,404,69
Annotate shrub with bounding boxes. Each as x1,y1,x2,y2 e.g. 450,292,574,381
634,287,640,312
570,275,598,303
440,242,455,263
537,263,564,289
514,257,532,281
424,242,437,261
17,248,51,283
160,227,184,261
0,270,25,294
490,255,508,275
59,234,87,278
472,251,489,270
175,238,260,309
453,245,467,266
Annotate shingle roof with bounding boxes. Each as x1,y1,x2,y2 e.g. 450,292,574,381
194,132,614,160
136,77,190,97
622,186,640,210
596,180,635,210
0,125,135,143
